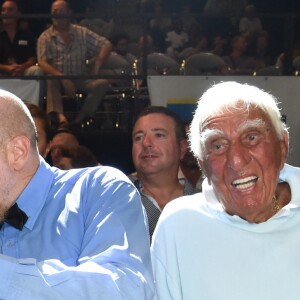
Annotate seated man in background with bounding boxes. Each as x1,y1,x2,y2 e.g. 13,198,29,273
111,32,136,65
0,89,154,299
56,144,100,170
151,81,299,300
0,0,41,76
131,106,200,240
49,127,79,167
222,35,257,75
37,0,112,125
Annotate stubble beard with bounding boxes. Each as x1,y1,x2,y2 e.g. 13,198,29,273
0,202,10,223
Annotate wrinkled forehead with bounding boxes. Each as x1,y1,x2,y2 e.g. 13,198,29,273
200,102,266,131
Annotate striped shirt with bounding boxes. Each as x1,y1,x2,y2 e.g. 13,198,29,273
37,24,110,75
134,178,200,241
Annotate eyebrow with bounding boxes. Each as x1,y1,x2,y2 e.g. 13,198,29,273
132,128,167,137
201,128,225,142
201,118,267,142
237,118,267,134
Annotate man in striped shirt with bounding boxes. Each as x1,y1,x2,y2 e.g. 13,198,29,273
37,0,112,124
131,106,200,240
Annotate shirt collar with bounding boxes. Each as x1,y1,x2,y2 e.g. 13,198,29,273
49,24,75,38
16,157,55,230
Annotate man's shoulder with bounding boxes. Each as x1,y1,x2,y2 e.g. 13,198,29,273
70,23,96,35
38,26,54,40
58,165,132,187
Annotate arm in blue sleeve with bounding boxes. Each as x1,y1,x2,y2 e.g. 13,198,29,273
0,180,155,299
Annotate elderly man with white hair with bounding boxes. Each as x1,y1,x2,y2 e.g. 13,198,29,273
151,81,300,300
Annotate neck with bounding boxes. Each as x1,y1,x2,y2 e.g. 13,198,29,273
54,22,70,32
140,175,184,209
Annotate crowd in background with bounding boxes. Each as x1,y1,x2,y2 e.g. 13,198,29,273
1,0,300,175
3,0,300,75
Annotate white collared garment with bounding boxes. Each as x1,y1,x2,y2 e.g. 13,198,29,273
151,164,300,300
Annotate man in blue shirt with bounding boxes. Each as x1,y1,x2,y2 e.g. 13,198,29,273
0,89,154,299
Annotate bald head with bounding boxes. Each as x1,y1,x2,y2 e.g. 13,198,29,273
51,0,71,12
0,89,37,151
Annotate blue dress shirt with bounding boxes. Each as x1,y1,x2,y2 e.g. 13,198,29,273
0,158,154,299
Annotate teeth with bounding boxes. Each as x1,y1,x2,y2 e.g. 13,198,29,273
232,176,258,190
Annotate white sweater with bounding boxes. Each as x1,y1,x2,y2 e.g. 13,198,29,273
151,164,300,300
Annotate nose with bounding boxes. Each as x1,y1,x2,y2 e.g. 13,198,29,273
227,142,251,172
142,134,153,148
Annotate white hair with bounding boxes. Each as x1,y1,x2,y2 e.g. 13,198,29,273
189,81,289,160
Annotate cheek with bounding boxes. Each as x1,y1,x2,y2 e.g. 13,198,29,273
251,143,282,170
132,144,141,160
204,156,227,181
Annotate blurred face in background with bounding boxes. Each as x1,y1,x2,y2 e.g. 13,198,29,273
50,132,79,167
51,0,71,29
1,1,19,27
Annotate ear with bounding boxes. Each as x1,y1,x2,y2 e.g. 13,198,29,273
179,139,188,160
7,136,31,171
279,131,289,169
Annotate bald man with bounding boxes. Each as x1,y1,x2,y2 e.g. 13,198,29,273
0,89,154,299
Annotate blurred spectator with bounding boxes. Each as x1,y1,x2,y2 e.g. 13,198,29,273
79,3,115,38
210,33,230,56
49,127,80,167
203,0,246,36
178,122,203,190
136,34,156,57
56,145,100,170
252,30,273,69
178,25,208,60
148,2,171,32
222,35,257,75
275,40,300,71
47,110,69,132
165,16,189,60
148,2,170,53
37,0,112,126
180,3,200,34
111,32,136,65
0,0,42,76
25,103,50,158
239,4,263,48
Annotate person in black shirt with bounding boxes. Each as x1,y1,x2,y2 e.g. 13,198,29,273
0,0,42,76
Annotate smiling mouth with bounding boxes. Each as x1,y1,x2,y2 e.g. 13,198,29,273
232,176,258,190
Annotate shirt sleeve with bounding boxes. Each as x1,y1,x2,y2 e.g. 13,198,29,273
0,179,155,299
37,31,49,62
83,26,111,59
